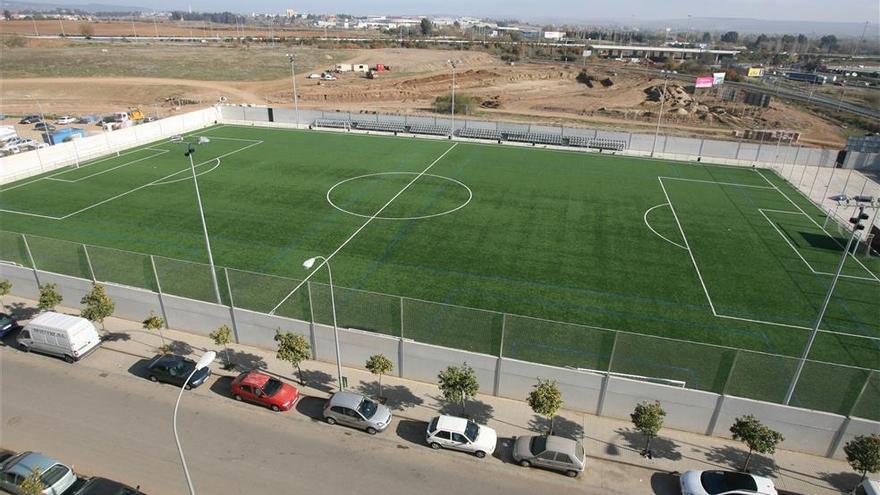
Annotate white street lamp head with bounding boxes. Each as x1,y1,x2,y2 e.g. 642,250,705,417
829,194,849,203
303,257,317,269
195,351,216,370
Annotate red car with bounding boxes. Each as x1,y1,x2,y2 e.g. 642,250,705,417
231,370,299,412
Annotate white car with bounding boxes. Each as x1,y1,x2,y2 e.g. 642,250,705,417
425,415,497,458
0,451,78,495
55,115,77,124
680,470,777,495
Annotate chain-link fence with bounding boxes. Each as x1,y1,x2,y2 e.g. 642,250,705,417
1,229,877,421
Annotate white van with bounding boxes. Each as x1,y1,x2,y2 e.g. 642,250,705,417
853,480,879,495
17,312,102,363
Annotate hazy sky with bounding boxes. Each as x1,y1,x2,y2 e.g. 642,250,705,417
111,0,878,24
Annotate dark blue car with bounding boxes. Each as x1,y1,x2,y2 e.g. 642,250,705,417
0,313,20,338
146,354,211,389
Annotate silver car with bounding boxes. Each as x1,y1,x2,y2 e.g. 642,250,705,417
512,435,586,477
0,451,77,495
323,391,392,435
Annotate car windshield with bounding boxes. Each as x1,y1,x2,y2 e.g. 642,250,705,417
700,471,758,494
0,315,11,325
464,421,480,442
262,378,283,397
529,436,547,456
358,398,378,418
169,360,194,376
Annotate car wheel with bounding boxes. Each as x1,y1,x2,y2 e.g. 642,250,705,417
366,427,377,435
430,442,441,450
149,375,159,382
234,395,243,402
184,384,192,391
565,470,579,478
325,416,337,425
271,405,281,412
519,460,531,468
63,354,75,364
19,344,29,353
474,451,486,459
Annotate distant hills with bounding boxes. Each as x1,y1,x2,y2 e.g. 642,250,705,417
3,0,150,13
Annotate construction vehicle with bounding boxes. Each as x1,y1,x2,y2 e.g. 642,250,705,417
127,107,146,123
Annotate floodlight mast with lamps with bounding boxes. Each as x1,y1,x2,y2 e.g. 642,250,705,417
650,72,670,157
287,53,300,127
176,136,223,305
25,94,50,146
447,60,460,138
173,351,216,495
783,205,873,405
303,256,344,391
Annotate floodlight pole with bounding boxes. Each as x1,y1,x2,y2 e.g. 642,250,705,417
650,74,669,158
173,351,215,495
448,60,458,137
26,95,50,145
784,207,869,405
287,53,300,127
186,146,223,305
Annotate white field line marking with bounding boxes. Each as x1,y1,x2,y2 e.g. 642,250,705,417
58,140,263,220
658,176,775,189
149,159,220,186
0,208,64,220
658,177,717,315
643,203,687,250
269,143,459,315
46,148,171,183
759,208,879,283
755,169,880,282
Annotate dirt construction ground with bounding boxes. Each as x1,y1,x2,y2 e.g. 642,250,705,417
0,38,849,147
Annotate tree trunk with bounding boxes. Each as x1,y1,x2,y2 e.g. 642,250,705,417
296,364,304,385
743,449,753,472
461,397,466,416
644,434,652,455
224,346,231,367
158,329,166,347
548,415,555,435
378,373,383,398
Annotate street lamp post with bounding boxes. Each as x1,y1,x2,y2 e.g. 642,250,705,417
303,256,344,391
25,94,50,145
182,139,223,304
287,53,300,127
784,205,872,405
173,351,216,495
650,73,669,158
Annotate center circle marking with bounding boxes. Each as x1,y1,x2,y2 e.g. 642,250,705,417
326,172,473,220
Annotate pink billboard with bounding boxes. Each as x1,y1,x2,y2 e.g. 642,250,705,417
695,76,714,88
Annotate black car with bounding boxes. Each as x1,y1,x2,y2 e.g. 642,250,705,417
0,313,20,339
19,115,40,124
74,477,145,495
146,354,211,389
34,122,56,131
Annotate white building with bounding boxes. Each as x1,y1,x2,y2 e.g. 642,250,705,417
543,31,566,40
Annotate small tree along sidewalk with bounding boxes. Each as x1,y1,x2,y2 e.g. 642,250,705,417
527,378,563,435
730,415,784,472
631,401,666,459
365,354,394,401
438,363,479,416
275,329,311,385
210,325,234,370
80,283,115,330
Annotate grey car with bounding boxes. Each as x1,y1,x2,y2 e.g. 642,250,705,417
322,391,392,435
512,435,586,477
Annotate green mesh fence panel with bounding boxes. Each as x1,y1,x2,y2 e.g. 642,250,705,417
25,235,90,279
502,315,614,371
849,370,880,421
791,361,873,416
311,283,400,337
0,231,31,267
724,351,798,403
400,298,501,355
226,268,310,321
610,333,736,392
86,245,156,291
152,256,217,303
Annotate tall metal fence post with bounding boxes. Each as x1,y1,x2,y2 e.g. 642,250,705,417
223,268,240,344
398,296,405,378
149,255,170,329
81,244,96,282
707,349,739,435
21,234,41,286
826,370,874,458
307,281,317,360
697,138,705,158
493,313,507,397
596,331,618,417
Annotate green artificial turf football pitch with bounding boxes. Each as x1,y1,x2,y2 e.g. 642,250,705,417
1,125,877,417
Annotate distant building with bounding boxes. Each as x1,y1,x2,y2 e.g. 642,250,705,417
543,31,565,40
285,9,297,18
846,135,880,153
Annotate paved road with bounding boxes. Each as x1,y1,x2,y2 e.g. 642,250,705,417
0,347,657,495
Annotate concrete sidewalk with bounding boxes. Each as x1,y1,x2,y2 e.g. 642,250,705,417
2,295,863,495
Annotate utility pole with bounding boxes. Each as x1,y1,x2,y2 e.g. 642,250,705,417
651,73,669,157
287,53,300,127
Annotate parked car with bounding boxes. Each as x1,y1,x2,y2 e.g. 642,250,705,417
55,115,77,124
0,451,78,495
0,313,20,338
680,470,777,495
34,123,56,132
322,391,392,434
17,312,102,363
425,415,497,458
512,434,586,477
231,370,299,412
74,477,146,495
146,354,211,389
19,115,41,124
